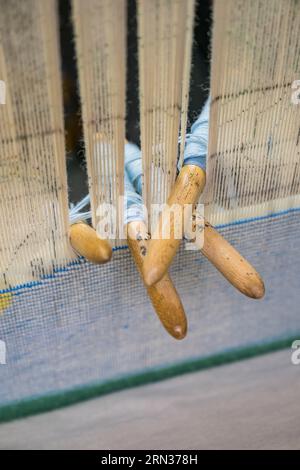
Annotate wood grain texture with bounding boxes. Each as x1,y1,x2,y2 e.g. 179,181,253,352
200,221,265,299
0,350,299,449
127,221,187,340
143,165,206,286
69,222,112,264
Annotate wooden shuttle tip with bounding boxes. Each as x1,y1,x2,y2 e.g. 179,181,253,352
201,222,265,300
69,222,112,264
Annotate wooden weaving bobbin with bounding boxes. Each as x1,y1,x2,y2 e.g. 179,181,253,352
69,221,112,264
143,167,265,299
127,220,187,340
189,218,265,300
143,164,206,286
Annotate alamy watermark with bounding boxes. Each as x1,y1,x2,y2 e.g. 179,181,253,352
95,199,205,250
291,340,300,365
0,80,5,105
0,339,6,365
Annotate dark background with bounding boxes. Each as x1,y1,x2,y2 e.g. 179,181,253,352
58,0,212,204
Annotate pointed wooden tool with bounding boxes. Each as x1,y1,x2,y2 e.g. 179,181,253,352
127,220,187,340
143,165,206,286
69,221,112,264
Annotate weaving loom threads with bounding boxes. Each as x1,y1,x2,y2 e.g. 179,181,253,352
72,0,126,246
69,222,112,264
205,0,300,226
125,149,187,340
0,0,74,289
137,0,195,215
